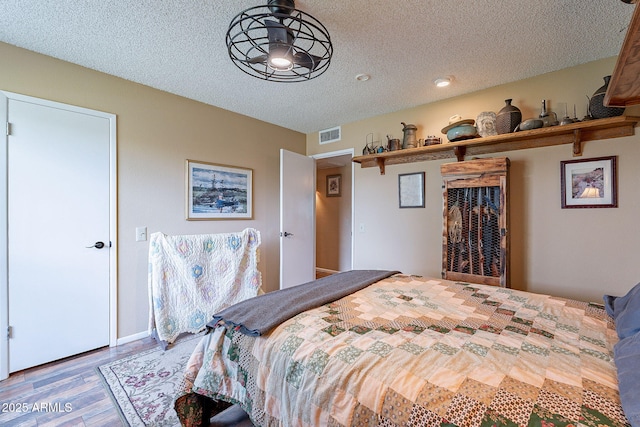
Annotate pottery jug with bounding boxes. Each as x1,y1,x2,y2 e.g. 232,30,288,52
401,122,418,148
589,76,625,119
495,99,521,134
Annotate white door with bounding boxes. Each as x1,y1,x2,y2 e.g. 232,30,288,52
279,149,315,289
3,94,113,374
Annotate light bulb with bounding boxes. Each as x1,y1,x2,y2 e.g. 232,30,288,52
268,56,293,71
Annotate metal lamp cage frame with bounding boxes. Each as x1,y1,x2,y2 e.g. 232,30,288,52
226,4,333,82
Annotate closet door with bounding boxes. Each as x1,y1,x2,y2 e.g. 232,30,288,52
441,157,510,287
6,95,113,373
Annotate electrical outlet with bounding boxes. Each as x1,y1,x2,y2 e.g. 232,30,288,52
136,226,147,242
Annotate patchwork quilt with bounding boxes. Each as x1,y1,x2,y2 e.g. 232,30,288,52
148,228,262,345
176,275,629,427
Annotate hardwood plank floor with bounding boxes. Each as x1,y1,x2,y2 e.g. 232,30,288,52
0,337,253,427
0,336,158,426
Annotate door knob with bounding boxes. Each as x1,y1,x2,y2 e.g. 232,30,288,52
282,232,294,237
87,241,106,249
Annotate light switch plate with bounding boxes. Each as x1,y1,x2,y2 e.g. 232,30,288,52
136,226,147,242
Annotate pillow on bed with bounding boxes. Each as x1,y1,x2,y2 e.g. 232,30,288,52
603,282,640,340
614,332,640,427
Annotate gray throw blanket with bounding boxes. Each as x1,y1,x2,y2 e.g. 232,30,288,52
207,269,399,336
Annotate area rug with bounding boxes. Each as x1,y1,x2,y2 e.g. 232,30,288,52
97,333,203,426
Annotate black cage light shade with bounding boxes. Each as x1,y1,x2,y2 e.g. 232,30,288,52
226,0,333,82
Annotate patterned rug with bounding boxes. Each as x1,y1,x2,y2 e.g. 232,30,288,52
97,333,203,426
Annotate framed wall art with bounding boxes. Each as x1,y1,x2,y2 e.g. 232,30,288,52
186,159,253,220
560,156,617,209
398,172,425,208
326,174,342,197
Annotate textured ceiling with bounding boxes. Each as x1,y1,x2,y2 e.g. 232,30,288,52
0,1,635,134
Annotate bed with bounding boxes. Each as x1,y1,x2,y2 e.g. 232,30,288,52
174,270,638,427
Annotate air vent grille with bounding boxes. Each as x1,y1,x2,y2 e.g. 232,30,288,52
319,126,341,144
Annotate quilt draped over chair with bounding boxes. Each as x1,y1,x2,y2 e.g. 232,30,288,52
148,228,261,346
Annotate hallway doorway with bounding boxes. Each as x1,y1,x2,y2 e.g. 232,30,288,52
314,150,353,275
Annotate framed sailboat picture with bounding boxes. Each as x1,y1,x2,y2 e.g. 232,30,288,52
186,160,253,220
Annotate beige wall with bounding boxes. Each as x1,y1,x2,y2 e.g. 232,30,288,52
3,40,638,342
316,165,352,271
0,42,306,338
307,57,640,303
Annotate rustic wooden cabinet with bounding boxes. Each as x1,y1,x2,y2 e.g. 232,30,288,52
441,157,509,287
605,3,640,107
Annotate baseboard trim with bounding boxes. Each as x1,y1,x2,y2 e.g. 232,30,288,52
116,330,148,346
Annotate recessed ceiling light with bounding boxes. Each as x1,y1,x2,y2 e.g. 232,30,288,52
355,73,371,82
434,77,452,87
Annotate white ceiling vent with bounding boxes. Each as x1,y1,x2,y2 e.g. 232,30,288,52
319,126,341,144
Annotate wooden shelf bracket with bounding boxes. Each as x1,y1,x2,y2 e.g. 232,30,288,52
572,129,583,156
454,146,467,162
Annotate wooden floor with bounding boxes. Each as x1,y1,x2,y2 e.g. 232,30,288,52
0,337,253,426
315,268,338,279
0,336,158,426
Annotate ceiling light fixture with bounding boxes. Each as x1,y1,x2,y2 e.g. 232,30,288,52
434,77,452,88
226,0,333,82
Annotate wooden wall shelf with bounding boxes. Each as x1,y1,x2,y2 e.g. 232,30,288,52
352,116,640,174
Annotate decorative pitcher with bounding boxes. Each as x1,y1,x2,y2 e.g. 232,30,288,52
401,122,418,148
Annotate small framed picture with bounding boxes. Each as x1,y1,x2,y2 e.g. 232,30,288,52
186,159,253,220
560,156,617,209
326,174,341,197
398,172,425,208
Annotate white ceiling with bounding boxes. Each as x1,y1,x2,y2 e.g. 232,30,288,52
0,1,635,134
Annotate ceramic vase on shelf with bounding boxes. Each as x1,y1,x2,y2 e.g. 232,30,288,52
495,99,522,134
589,75,625,119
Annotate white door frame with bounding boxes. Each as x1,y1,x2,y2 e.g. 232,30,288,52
0,91,118,380
311,148,355,271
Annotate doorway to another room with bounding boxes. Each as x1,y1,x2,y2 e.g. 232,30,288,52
314,151,353,278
